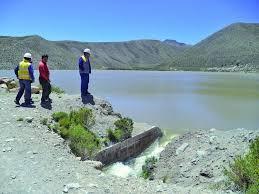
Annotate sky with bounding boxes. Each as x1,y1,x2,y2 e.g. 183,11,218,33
0,0,258,44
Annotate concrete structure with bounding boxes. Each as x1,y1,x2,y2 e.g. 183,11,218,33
93,126,162,165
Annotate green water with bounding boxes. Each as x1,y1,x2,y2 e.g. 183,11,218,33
1,70,259,133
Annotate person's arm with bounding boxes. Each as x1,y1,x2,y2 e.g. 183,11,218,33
28,65,35,82
88,59,91,74
78,57,84,71
14,65,19,78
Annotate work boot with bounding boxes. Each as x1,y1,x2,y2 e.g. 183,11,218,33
14,99,20,105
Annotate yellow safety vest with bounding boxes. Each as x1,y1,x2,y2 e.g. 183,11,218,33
18,60,31,80
81,55,87,62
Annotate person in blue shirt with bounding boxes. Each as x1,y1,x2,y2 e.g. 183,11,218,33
14,53,35,106
78,48,92,98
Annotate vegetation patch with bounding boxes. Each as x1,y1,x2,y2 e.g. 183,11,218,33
106,117,133,143
51,85,65,94
224,136,259,194
40,118,48,125
141,156,158,180
51,108,100,158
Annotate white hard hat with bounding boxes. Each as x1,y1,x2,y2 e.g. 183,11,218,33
24,53,32,59
83,48,91,54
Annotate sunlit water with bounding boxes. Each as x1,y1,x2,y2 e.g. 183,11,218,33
1,70,258,177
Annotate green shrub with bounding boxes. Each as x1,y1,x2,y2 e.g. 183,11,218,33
40,118,48,125
68,125,100,157
52,112,68,122
51,108,100,158
224,136,259,193
114,117,134,139
58,117,71,129
51,85,65,94
141,156,158,179
69,108,95,129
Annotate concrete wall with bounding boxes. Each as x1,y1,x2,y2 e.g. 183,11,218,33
93,126,162,165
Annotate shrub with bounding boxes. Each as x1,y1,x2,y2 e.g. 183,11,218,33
51,108,100,158
69,108,95,129
106,118,134,143
141,156,158,179
59,117,71,129
40,118,48,125
68,125,100,157
224,136,259,193
17,117,23,121
51,85,65,94
52,112,68,122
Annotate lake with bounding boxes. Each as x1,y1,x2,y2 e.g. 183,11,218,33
1,70,259,133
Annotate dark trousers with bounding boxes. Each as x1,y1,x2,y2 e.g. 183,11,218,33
16,80,31,103
39,77,51,101
80,73,89,96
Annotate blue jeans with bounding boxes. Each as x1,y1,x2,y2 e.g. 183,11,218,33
80,73,89,96
16,79,31,103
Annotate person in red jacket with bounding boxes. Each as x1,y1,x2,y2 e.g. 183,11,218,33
38,54,51,103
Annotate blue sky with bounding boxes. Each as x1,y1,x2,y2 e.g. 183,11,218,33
0,0,258,44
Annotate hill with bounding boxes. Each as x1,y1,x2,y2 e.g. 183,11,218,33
0,36,188,70
158,23,259,71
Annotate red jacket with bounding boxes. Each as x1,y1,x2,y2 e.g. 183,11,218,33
38,61,50,81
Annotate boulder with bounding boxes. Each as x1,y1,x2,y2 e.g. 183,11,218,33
8,88,18,93
7,80,17,89
84,160,103,170
0,84,8,89
31,86,41,94
0,78,4,84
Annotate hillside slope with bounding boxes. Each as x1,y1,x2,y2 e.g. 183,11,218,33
0,36,187,70
159,23,259,71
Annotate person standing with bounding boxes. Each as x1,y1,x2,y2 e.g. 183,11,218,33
14,53,35,106
39,54,51,103
78,48,91,97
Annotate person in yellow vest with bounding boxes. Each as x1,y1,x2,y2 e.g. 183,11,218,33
14,53,35,106
78,48,92,98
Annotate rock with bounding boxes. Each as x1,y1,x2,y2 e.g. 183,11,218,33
197,150,207,157
0,84,8,89
209,128,216,132
209,136,217,144
8,88,18,93
6,147,13,152
25,117,33,123
84,160,103,170
31,86,41,94
63,183,81,193
11,175,16,179
7,81,17,89
200,169,213,178
176,143,189,155
33,151,38,154
0,78,4,84
88,183,98,188
5,138,15,142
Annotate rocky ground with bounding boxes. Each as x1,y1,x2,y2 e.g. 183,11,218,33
206,64,258,72
1,88,258,193
153,128,259,192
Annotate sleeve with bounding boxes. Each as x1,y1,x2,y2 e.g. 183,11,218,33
14,65,19,78
89,60,91,74
78,57,84,71
28,65,35,82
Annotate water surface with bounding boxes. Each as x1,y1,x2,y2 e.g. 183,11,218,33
1,70,258,133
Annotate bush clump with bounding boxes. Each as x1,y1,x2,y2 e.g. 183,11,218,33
224,136,259,193
51,108,99,158
141,156,158,180
107,117,134,143
52,112,68,122
51,85,65,94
